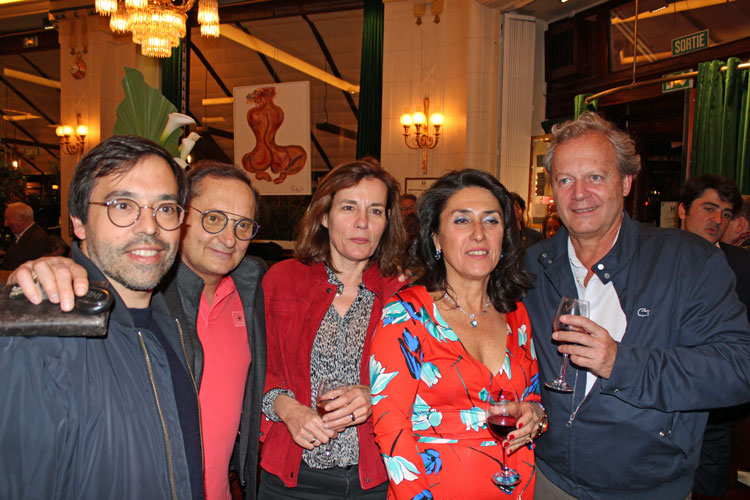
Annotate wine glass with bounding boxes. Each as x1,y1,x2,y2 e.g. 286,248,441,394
314,377,347,465
544,297,590,393
485,389,522,487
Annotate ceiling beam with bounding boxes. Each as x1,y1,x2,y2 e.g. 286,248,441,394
220,23,360,94
302,14,359,120
20,54,61,93
0,110,59,160
202,0,363,26
2,137,58,149
0,73,57,125
189,40,233,98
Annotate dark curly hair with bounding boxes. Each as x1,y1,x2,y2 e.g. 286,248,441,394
414,169,532,313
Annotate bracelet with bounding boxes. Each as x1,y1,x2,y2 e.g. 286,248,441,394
529,401,548,438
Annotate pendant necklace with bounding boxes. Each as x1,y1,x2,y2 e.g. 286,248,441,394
441,292,490,328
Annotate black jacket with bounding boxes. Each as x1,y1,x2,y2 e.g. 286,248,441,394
720,241,750,321
162,256,267,498
524,214,750,499
0,243,196,500
2,223,51,270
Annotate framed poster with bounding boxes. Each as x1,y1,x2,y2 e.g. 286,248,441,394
404,178,438,197
233,81,311,195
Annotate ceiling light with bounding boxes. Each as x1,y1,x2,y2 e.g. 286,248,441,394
94,0,221,58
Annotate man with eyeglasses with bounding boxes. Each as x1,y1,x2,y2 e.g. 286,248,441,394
10,160,267,500
162,160,266,500
0,135,204,500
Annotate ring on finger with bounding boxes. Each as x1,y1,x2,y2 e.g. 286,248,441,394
311,437,318,444
349,413,355,422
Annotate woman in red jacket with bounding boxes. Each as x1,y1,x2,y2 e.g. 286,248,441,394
259,159,406,499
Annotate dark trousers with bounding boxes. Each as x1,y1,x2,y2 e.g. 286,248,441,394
693,404,750,497
258,463,388,500
693,420,733,497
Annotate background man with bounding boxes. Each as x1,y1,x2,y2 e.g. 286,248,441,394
511,192,542,250
678,174,750,498
13,161,267,500
399,193,417,218
2,201,51,270
0,136,202,499
524,112,750,499
720,195,750,247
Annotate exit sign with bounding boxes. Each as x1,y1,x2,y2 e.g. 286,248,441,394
22,36,38,48
662,70,694,93
671,30,709,57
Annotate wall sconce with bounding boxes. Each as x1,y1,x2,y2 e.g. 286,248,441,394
56,113,87,156
400,97,443,173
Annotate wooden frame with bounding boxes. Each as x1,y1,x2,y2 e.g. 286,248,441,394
404,177,438,197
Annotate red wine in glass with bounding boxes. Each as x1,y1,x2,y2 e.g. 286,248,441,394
544,297,590,393
485,390,521,487
487,415,518,439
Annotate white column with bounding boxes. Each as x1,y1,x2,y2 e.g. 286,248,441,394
58,11,158,242
382,0,502,187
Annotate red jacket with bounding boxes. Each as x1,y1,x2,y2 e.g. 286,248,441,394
260,259,403,489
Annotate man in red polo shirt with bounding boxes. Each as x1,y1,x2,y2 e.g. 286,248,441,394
11,161,267,500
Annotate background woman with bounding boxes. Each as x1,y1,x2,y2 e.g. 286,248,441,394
370,169,545,499
542,212,562,239
259,159,405,499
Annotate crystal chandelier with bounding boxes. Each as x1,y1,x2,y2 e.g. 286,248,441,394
95,0,220,58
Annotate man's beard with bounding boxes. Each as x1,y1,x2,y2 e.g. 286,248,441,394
85,233,177,292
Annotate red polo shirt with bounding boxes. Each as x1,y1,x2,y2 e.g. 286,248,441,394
197,275,251,500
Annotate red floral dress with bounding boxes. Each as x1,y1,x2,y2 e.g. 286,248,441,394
369,286,539,500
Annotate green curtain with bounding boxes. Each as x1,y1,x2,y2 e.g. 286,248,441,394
574,94,598,118
356,0,384,160
691,57,750,192
162,41,184,111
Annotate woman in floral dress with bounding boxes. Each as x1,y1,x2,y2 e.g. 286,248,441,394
370,169,546,500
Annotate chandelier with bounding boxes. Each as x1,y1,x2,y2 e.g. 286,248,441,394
95,0,219,58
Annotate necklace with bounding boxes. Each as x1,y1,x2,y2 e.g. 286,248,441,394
441,292,490,328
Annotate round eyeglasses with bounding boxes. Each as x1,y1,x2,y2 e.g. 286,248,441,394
89,199,185,231
190,207,260,240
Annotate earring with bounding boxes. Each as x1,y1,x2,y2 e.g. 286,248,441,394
434,249,443,260
499,252,504,260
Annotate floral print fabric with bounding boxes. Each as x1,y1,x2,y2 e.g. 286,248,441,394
370,286,539,500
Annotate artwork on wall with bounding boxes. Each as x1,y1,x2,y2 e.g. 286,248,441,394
233,81,311,195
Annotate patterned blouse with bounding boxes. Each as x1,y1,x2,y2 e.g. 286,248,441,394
369,286,539,500
262,265,375,469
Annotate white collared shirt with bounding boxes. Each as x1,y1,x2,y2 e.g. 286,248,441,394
567,235,627,395
14,222,34,242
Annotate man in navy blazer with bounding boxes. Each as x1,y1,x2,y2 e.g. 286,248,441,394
525,113,750,500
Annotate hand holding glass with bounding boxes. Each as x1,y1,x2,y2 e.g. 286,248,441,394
544,297,590,393
485,389,522,487
314,378,347,464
